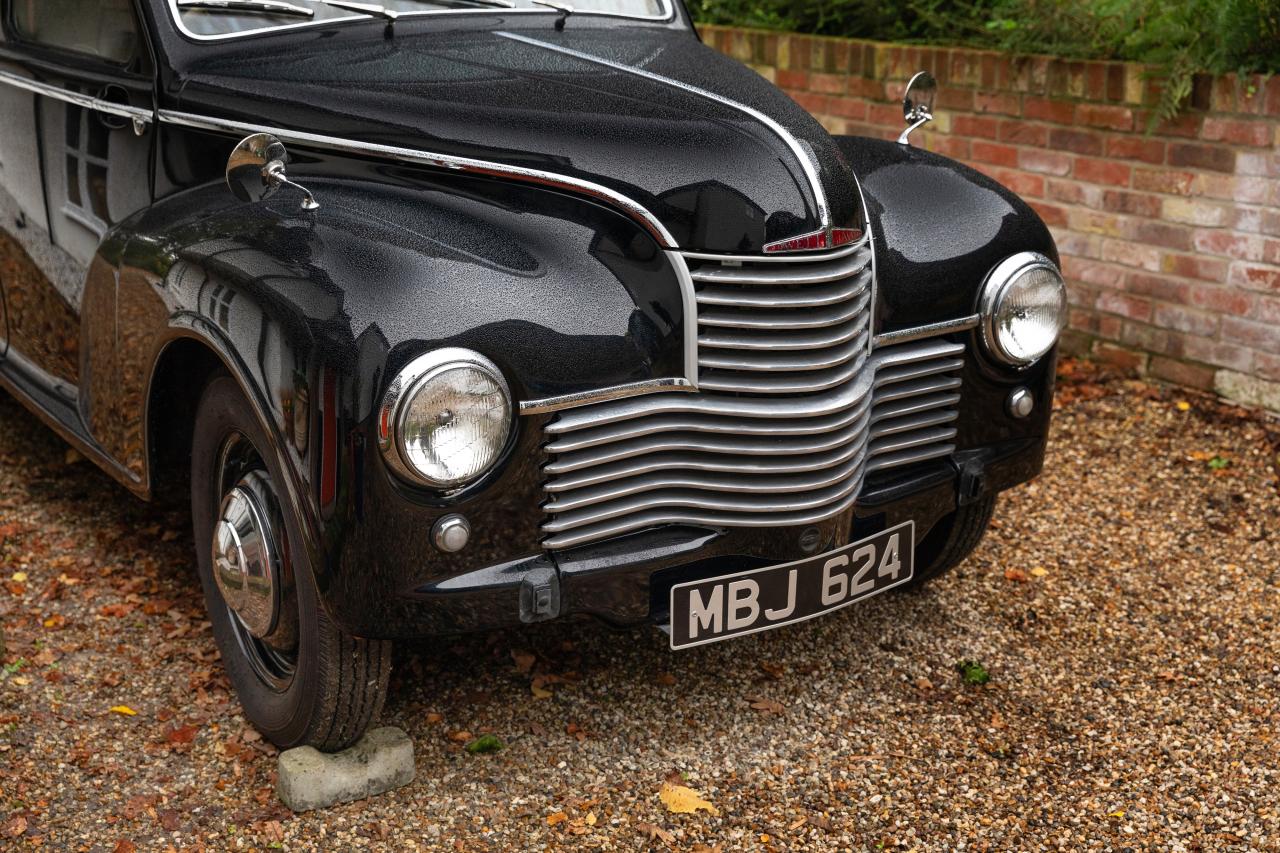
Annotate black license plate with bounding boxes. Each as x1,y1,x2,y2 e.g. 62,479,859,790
668,521,915,650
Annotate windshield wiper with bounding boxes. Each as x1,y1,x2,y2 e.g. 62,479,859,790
177,0,314,16
401,0,517,7
530,0,572,29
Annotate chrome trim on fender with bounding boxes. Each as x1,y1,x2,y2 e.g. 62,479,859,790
157,109,677,248
520,377,696,416
0,69,153,125
872,314,980,348
496,30,832,237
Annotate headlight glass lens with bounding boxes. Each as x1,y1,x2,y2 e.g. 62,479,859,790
986,258,1067,365
389,355,511,488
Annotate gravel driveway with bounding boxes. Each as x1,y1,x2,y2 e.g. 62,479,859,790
2,359,1279,851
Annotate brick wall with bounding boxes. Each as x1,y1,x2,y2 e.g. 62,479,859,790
699,25,1280,411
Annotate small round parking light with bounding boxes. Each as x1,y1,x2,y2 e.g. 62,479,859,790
378,348,512,489
978,252,1067,367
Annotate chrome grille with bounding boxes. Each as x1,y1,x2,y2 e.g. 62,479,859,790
866,342,964,473
690,242,873,394
539,238,967,551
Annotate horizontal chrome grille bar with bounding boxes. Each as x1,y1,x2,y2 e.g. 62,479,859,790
690,255,869,287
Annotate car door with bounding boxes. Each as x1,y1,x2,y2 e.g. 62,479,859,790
0,0,152,395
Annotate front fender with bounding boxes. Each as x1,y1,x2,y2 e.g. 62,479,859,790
835,136,1059,335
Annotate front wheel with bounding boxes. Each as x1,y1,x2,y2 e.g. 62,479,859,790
191,374,390,751
909,494,998,588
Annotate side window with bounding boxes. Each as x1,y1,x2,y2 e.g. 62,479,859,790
11,0,140,65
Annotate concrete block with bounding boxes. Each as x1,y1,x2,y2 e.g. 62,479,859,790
277,726,414,812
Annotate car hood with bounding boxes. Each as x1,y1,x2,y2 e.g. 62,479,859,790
167,23,863,253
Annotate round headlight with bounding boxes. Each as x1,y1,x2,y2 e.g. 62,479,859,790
378,348,512,489
978,252,1067,366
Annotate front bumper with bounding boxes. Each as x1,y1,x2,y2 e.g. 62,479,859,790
329,432,1044,639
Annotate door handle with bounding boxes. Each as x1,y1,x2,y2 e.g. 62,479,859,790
94,84,141,133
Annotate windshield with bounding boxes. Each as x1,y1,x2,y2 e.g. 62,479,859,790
169,0,672,40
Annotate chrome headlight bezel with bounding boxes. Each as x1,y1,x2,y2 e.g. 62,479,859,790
377,347,512,490
978,251,1067,367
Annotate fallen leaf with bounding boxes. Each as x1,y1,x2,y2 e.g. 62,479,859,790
5,816,26,837
655,673,677,686
424,712,443,725
659,781,720,816
636,822,675,844
42,613,65,629
531,677,554,699
1029,566,1049,578
10,571,27,583
165,724,199,745
547,811,568,827
447,730,473,742
746,696,785,714
110,705,139,717
759,661,784,679
64,448,83,465
1175,400,1191,411
157,810,181,831
11,676,30,686
511,650,536,674
807,814,833,831
1004,568,1029,583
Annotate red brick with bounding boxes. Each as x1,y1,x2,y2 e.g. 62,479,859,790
1236,150,1280,178
1105,136,1166,165
1074,157,1131,186
1126,272,1190,303
1147,111,1204,138
1102,239,1161,271
1132,169,1197,196
1029,200,1067,226
1148,356,1216,390
931,136,971,160
847,77,887,100
1254,352,1280,383
810,73,847,95
1024,97,1075,124
1222,316,1280,353
1190,284,1254,315
1128,221,1193,252
1102,190,1161,217
1096,291,1152,321
776,69,809,91
1182,336,1253,372
974,92,1020,116
952,114,1001,139
1097,314,1124,339
1121,321,1174,355
1046,179,1102,206
980,166,1044,198
1019,149,1073,176
1153,303,1218,337
1168,143,1236,174
1229,263,1280,293
829,97,869,121
935,88,975,111
1076,103,1134,131
1253,295,1280,325
998,120,1048,147
1192,230,1262,261
791,92,830,115
1049,128,1104,156
867,102,902,127
1201,117,1273,147
970,141,1019,168
1062,257,1124,288
1160,254,1229,283
1197,174,1274,205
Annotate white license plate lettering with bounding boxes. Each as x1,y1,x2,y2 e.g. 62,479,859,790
669,521,915,650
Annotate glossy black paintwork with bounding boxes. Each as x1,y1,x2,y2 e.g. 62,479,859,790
0,0,1060,639
147,15,862,253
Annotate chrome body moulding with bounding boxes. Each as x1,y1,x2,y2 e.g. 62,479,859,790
872,315,981,348
0,68,154,126
156,110,678,248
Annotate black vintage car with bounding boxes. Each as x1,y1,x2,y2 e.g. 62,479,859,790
0,0,1065,749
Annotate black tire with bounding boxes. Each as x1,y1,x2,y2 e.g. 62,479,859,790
191,374,390,751
909,494,998,588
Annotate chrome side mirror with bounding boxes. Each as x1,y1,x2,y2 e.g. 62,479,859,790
897,71,937,146
226,133,319,211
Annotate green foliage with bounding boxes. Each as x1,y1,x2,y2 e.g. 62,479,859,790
692,0,1280,119
955,659,991,685
465,733,505,754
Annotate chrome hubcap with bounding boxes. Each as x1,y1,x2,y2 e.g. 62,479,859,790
213,473,280,639
213,433,299,690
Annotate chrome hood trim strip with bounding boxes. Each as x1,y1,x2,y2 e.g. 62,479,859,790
156,109,678,248
496,30,832,238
